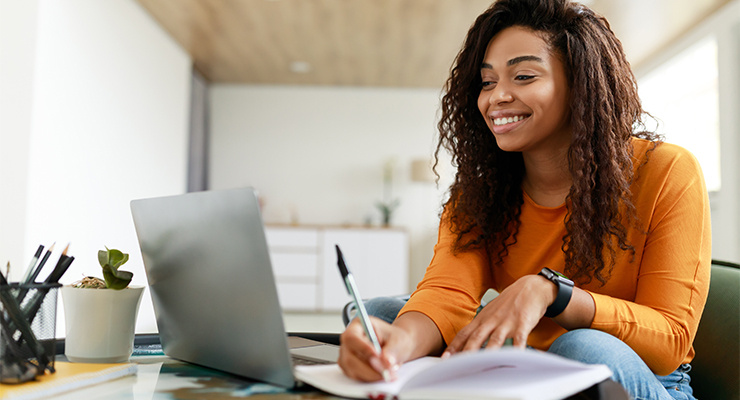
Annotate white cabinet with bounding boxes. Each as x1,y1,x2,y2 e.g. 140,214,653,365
265,226,409,311
265,227,320,311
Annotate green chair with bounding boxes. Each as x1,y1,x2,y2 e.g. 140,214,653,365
690,259,740,399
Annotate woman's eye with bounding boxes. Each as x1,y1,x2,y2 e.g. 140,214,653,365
481,81,497,89
515,75,535,81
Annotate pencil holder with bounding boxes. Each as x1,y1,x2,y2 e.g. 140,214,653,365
0,283,60,384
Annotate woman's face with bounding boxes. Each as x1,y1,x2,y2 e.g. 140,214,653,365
477,26,572,154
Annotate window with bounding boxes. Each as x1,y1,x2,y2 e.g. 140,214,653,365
638,36,720,192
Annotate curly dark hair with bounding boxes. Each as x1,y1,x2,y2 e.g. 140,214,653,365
435,0,660,285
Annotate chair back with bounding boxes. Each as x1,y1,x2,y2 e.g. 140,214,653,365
690,260,740,399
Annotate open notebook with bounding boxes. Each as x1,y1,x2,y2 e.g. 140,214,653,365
295,348,613,400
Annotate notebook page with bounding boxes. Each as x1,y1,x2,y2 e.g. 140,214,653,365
399,349,612,400
295,356,440,399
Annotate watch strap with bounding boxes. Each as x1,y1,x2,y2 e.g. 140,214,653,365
539,268,574,318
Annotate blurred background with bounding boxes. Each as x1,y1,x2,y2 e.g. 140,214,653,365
1,0,737,334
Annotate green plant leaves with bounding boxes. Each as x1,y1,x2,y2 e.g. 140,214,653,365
102,266,133,290
98,248,128,269
98,248,133,290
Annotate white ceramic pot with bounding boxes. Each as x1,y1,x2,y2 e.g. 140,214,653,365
61,286,144,363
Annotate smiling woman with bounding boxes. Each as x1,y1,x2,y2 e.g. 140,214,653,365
477,27,571,160
338,1,711,400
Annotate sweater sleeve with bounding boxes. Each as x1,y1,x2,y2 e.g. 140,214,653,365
589,145,711,375
397,212,494,346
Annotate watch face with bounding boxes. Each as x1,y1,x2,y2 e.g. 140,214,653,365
552,270,568,279
554,271,574,286
541,268,574,286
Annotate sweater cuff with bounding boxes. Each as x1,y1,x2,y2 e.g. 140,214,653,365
588,290,616,330
397,289,477,346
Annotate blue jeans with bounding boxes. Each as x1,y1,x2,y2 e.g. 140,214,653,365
363,297,695,400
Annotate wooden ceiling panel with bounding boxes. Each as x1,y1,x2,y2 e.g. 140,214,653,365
137,0,492,87
136,0,732,87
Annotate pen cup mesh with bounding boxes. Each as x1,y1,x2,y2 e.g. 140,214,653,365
0,283,60,382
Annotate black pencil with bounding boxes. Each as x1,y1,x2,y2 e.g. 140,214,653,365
26,243,54,284
45,254,74,284
0,264,8,286
25,245,75,326
44,243,71,283
16,243,55,306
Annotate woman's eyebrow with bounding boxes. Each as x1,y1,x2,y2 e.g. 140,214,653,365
507,55,544,66
480,55,545,70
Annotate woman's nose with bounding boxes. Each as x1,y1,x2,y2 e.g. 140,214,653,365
490,83,514,104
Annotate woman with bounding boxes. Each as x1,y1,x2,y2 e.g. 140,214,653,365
339,0,711,399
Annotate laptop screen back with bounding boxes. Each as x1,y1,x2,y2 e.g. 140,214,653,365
130,187,296,387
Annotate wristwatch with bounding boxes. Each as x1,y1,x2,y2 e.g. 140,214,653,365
538,267,574,318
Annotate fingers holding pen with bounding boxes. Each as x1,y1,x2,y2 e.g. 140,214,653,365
339,317,398,382
339,319,378,380
338,345,384,382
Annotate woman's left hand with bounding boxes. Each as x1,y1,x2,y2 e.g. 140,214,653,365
443,274,556,356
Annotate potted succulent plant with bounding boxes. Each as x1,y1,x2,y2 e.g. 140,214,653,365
61,247,144,363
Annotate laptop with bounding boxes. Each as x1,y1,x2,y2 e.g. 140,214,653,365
130,187,339,388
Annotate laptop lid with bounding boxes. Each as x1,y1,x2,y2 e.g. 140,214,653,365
130,187,304,387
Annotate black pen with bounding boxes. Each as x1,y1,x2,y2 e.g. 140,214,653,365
335,245,391,381
21,245,44,284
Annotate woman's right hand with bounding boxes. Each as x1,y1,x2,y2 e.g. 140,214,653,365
338,316,409,382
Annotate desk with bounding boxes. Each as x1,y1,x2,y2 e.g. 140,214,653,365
46,356,627,400
50,355,344,400
42,335,628,400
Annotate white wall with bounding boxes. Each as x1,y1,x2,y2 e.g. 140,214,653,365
0,0,39,279
0,0,192,335
210,85,454,287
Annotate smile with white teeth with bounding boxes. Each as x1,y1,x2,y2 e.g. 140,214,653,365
493,115,527,126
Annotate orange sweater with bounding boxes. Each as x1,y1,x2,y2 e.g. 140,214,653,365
400,138,711,375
